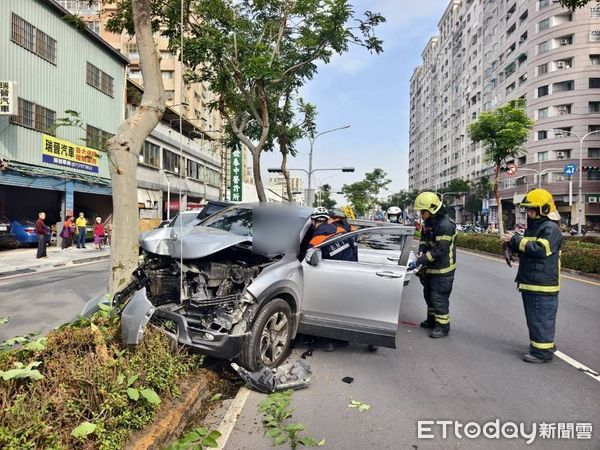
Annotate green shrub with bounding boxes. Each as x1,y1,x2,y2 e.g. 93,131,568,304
455,233,600,274
0,312,203,450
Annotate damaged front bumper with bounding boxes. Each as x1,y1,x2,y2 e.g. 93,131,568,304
122,287,248,361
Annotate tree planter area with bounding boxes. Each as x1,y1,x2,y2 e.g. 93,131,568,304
0,308,234,449
455,233,600,275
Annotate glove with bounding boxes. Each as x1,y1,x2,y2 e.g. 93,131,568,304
407,261,417,271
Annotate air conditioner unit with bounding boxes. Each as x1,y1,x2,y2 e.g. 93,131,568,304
589,196,598,203
559,38,570,45
556,151,565,159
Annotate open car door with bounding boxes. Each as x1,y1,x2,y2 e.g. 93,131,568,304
299,226,412,348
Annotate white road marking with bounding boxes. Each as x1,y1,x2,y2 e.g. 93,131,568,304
555,351,600,383
215,386,252,450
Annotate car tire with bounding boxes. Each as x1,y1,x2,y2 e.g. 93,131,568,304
238,298,292,371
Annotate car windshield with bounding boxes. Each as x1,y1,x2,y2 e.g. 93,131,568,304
201,207,253,237
170,211,201,228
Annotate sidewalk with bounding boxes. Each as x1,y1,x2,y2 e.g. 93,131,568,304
0,245,110,278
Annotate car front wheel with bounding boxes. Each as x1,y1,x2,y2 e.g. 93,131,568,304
238,298,292,371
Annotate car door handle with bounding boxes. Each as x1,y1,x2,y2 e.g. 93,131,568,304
376,271,404,279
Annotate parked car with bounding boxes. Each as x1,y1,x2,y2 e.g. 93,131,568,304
11,218,52,246
85,204,415,371
0,215,19,249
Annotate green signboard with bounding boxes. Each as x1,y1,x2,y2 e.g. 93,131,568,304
230,148,243,202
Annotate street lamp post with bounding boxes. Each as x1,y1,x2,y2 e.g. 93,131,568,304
307,125,351,207
551,129,600,235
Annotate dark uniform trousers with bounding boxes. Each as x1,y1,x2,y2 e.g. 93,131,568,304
422,275,453,330
522,293,558,360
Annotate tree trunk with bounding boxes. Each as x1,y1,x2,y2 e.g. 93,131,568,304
107,0,165,295
252,150,267,202
494,164,504,235
280,148,293,202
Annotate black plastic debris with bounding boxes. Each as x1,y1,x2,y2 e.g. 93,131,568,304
301,349,313,359
231,360,312,393
342,376,354,384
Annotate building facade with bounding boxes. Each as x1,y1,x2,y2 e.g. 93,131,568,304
409,0,600,226
0,0,128,225
57,0,223,141
268,174,305,204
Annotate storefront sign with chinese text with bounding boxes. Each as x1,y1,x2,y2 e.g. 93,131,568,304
0,81,16,115
230,148,243,202
42,134,100,173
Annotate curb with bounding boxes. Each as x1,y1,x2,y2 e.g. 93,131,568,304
0,254,110,279
125,372,214,450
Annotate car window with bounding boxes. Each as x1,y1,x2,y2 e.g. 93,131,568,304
169,211,200,228
201,207,253,237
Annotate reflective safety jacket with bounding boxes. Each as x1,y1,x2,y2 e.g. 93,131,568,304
417,213,457,277
309,223,358,261
508,217,562,294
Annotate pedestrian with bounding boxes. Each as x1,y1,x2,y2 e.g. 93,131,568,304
408,192,456,338
60,215,74,250
501,189,563,363
35,212,48,259
93,217,104,249
75,212,87,249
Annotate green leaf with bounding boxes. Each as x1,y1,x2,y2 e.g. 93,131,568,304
297,436,326,447
71,421,96,438
127,374,139,387
284,423,305,433
24,337,47,351
207,430,221,441
116,373,125,385
273,434,288,446
0,361,44,381
127,388,139,401
0,316,9,324
266,428,282,438
202,435,220,448
140,388,161,405
1,336,29,347
348,400,370,412
210,392,223,401
98,302,112,312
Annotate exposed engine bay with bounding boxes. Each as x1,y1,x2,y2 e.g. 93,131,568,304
139,246,276,335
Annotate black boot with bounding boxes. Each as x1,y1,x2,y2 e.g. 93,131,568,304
420,316,435,329
429,326,449,338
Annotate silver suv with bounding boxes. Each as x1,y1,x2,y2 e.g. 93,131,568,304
84,204,414,370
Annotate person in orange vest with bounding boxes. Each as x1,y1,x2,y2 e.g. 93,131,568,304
308,207,357,261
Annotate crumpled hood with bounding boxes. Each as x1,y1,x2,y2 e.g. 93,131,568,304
140,225,251,259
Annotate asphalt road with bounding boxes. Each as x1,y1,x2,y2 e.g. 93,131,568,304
225,250,600,450
0,261,109,341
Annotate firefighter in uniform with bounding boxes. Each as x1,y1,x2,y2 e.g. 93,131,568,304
501,189,563,363
408,192,457,338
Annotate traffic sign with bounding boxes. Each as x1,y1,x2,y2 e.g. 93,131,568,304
564,164,576,176
506,163,517,175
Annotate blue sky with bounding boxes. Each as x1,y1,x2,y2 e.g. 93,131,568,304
260,0,449,203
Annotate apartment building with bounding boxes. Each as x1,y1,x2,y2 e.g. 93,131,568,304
57,0,222,145
409,0,600,226
268,174,305,204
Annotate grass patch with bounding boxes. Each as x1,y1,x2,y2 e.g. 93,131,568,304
0,310,203,450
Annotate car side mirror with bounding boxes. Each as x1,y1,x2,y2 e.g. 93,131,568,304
306,248,322,266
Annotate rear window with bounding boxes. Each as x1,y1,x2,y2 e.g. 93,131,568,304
201,207,252,237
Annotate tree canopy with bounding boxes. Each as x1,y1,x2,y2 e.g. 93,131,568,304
106,0,385,201
467,99,533,234
342,168,391,217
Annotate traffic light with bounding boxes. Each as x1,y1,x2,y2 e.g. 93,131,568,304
581,166,600,171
